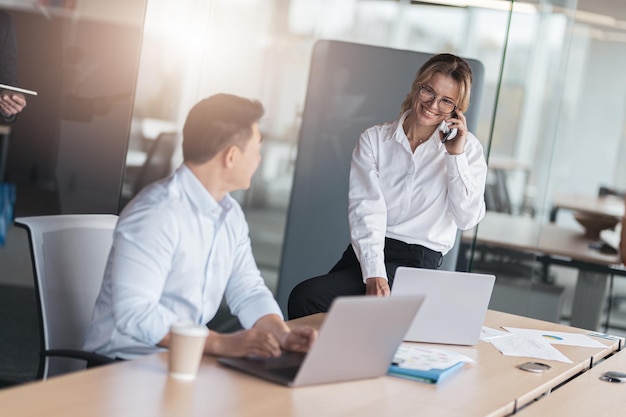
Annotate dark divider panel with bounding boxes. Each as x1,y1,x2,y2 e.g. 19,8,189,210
3,5,146,215
277,40,484,314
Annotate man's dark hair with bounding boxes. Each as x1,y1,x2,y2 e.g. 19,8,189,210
182,93,264,164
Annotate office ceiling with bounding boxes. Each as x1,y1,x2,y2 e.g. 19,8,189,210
409,1,626,27
521,0,626,26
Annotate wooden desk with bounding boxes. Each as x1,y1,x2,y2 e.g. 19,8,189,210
516,349,626,416
466,212,626,330
0,310,619,417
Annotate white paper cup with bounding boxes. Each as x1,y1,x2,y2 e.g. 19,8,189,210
168,323,209,380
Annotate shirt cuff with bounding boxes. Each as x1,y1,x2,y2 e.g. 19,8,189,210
1,112,16,123
445,152,469,178
236,297,284,329
359,255,388,283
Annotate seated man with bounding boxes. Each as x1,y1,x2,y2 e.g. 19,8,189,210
84,93,316,360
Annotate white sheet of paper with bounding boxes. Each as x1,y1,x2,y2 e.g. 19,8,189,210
489,334,572,363
480,326,510,342
392,344,474,371
503,327,607,348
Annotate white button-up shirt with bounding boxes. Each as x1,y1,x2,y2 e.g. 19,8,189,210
84,164,282,359
349,111,487,281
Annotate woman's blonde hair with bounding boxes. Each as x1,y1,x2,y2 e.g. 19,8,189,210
400,53,472,115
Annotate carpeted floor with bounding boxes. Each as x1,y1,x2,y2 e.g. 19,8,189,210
0,284,39,388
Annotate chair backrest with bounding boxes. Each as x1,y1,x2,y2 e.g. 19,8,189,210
14,214,118,378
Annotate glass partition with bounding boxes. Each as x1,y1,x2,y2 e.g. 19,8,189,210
473,0,626,331
127,0,625,332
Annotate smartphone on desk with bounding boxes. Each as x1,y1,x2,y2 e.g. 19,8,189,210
439,112,457,143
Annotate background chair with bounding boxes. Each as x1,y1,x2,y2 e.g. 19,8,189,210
484,168,513,214
133,131,178,193
14,214,118,379
120,131,179,208
598,185,626,199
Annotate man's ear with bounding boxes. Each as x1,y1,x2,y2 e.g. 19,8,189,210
223,145,239,169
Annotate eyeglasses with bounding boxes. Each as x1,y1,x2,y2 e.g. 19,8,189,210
416,85,457,115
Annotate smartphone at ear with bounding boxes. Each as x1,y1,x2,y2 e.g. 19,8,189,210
439,114,458,143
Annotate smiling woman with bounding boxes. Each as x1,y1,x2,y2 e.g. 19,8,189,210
287,53,488,319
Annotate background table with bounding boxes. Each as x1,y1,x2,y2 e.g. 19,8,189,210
465,211,625,330
550,192,624,222
0,310,619,417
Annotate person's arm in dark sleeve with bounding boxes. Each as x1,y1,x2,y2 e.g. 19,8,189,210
0,12,25,123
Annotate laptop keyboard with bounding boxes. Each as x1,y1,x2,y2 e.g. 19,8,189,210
268,365,300,380
257,351,306,369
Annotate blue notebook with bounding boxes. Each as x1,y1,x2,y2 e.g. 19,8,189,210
387,344,471,384
389,360,465,384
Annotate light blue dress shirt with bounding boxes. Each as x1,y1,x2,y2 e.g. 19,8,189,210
84,164,282,359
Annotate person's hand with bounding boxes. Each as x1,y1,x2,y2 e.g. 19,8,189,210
0,92,27,116
207,328,282,358
279,326,317,353
441,109,467,155
365,277,390,296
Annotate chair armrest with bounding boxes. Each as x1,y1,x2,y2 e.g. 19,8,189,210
43,349,116,368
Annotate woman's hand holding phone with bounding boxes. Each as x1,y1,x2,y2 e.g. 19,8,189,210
439,110,467,155
440,112,457,143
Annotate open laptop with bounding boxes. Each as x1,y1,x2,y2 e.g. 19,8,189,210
391,267,495,345
217,295,425,387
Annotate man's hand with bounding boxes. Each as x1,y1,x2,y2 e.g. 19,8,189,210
279,326,317,353
205,328,283,358
365,277,390,296
0,92,26,116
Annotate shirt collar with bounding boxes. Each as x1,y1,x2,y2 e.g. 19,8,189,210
389,110,412,144
391,109,446,150
178,164,233,219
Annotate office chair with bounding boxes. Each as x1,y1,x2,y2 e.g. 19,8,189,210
598,185,626,199
133,131,178,194
120,131,179,209
484,169,512,214
14,214,118,379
